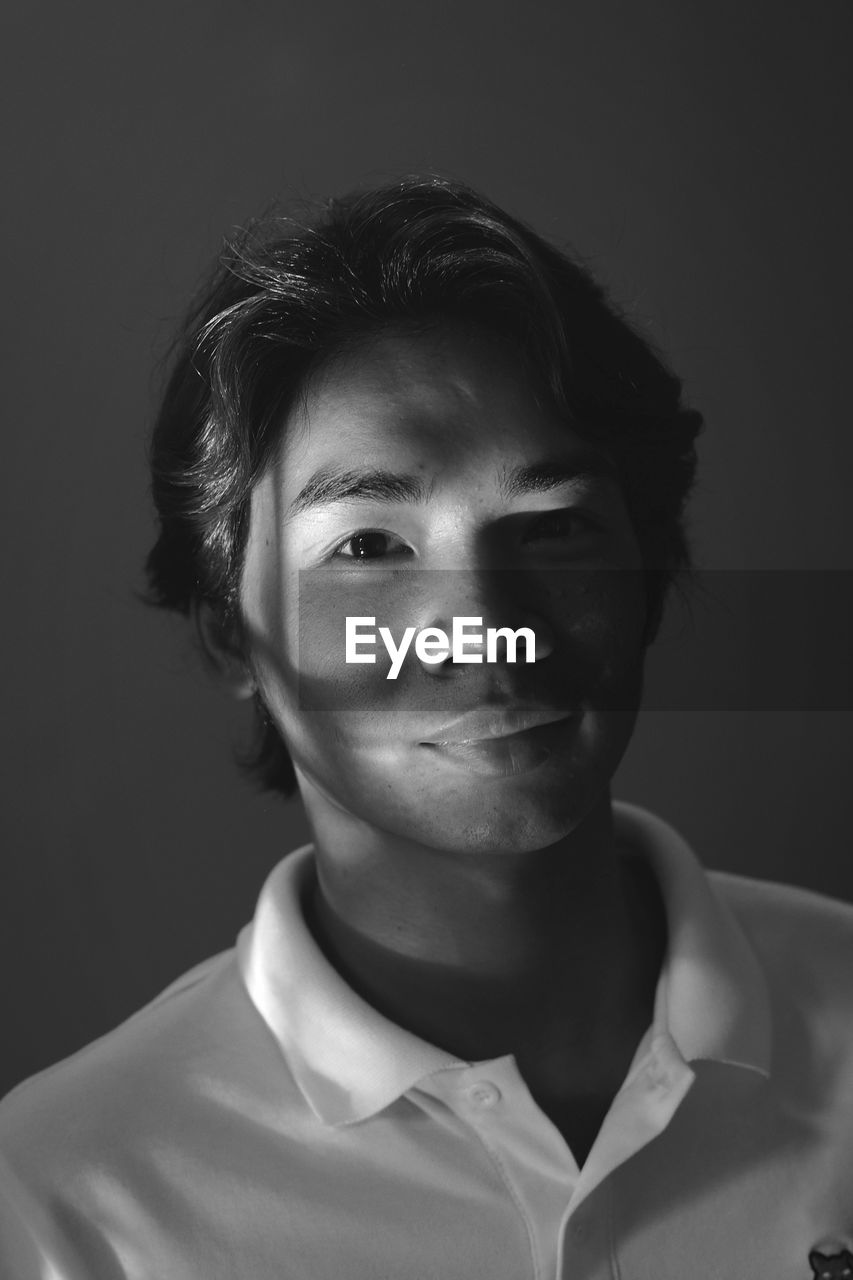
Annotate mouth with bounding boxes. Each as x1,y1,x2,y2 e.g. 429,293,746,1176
419,709,577,778
421,704,575,745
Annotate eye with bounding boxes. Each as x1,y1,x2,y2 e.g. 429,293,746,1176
331,529,415,563
523,509,601,543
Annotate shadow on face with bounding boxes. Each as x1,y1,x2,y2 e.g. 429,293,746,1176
236,324,649,854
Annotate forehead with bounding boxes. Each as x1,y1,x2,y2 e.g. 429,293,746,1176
276,324,594,486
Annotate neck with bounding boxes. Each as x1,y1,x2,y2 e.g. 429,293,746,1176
301,787,667,1099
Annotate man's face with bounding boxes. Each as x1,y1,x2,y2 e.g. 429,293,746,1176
239,324,647,854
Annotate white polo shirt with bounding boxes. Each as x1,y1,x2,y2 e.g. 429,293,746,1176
1,802,852,1279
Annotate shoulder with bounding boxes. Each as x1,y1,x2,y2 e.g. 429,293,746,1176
711,869,853,989
0,945,266,1177
710,870,853,1086
0,941,311,1276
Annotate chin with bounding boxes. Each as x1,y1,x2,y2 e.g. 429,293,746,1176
386,771,607,855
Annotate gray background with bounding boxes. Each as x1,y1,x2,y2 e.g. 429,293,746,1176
2,0,851,1096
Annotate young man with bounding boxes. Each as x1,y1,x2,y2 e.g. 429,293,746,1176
1,178,851,1278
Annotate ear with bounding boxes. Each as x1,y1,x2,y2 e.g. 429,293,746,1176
192,601,257,701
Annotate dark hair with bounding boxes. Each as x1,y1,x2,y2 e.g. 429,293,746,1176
145,175,702,797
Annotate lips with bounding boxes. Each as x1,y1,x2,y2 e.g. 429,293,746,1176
421,703,575,744
419,711,578,779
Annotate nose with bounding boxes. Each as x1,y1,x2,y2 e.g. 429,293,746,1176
412,569,556,673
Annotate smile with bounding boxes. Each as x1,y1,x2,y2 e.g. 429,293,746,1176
420,713,577,778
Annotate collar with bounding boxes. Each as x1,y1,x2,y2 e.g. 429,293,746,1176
237,801,772,1126
616,802,771,1076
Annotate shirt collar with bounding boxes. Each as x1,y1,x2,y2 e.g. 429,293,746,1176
616,802,771,1077
236,847,464,1125
237,801,772,1126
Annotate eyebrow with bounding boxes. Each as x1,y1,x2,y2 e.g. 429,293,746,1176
288,454,617,518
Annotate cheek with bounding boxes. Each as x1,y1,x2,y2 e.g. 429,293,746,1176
293,570,421,720
542,568,648,706
246,570,425,774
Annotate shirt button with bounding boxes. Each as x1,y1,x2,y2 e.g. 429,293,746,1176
466,1081,502,1110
